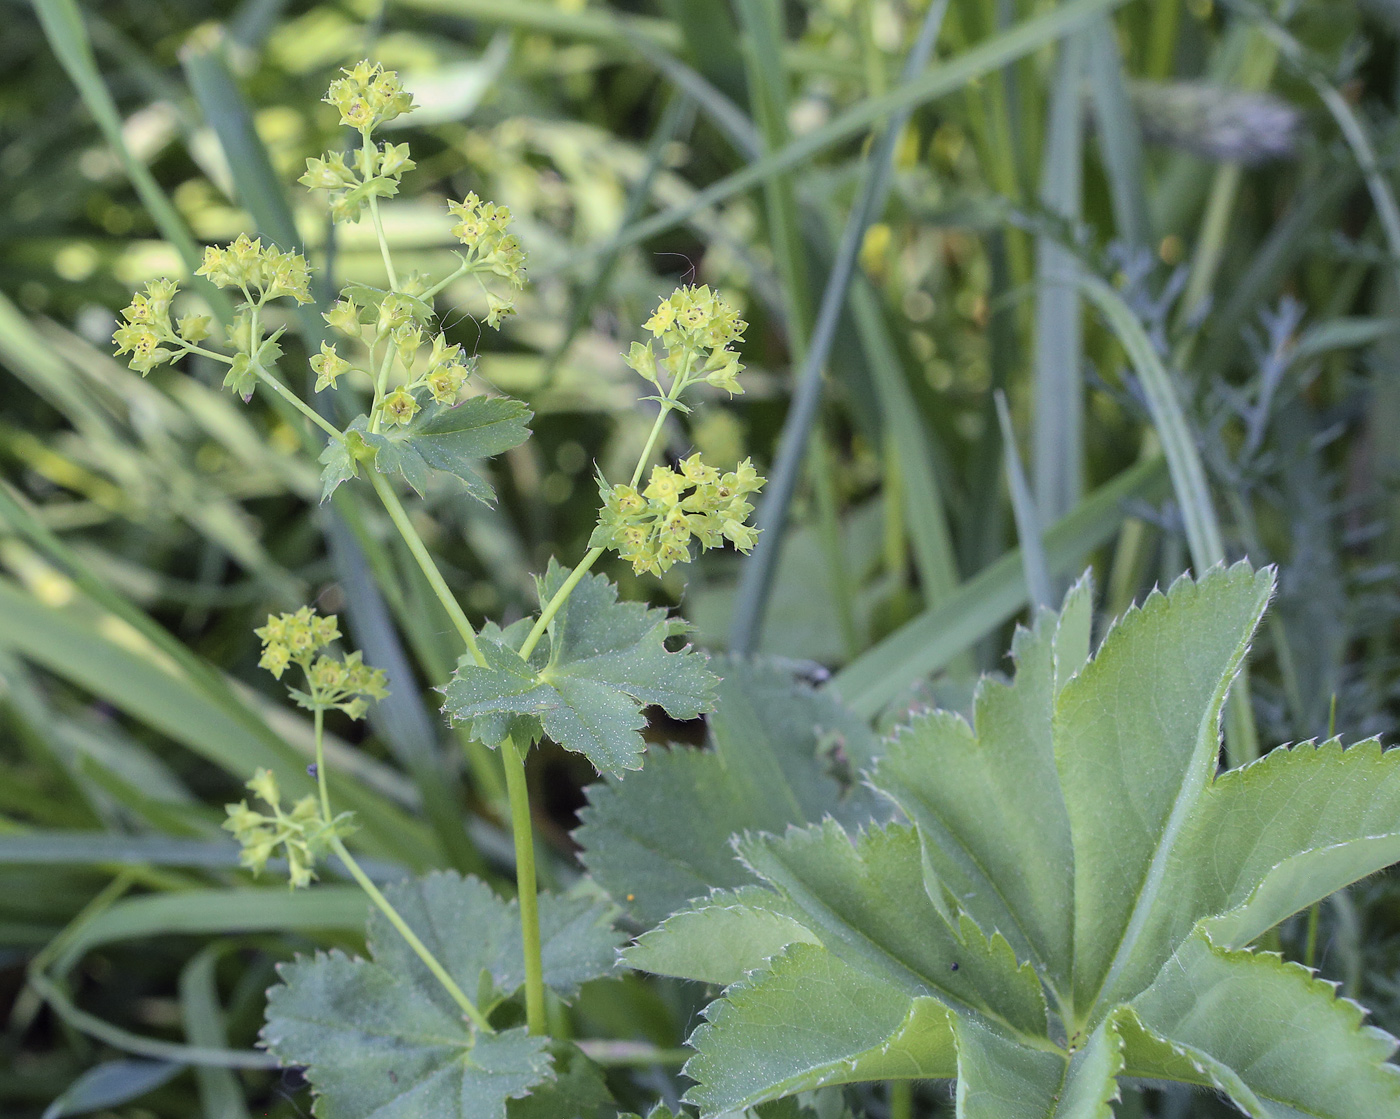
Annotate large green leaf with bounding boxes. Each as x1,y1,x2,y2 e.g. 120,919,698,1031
1055,563,1272,1012
1124,930,1400,1117
575,657,883,926
682,946,957,1115
953,1014,1122,1119
445,562,716,777
263,872,614,1119
637,565,1400,1116
872,575,1089,988
735,822,1047,1038
1110,737,1400,1003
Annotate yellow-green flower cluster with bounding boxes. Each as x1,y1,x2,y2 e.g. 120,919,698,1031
223,768,352,888
627,285,747,395
112,278,211,375
255,607,389,720
447,192,527,327
593,454,765,576
195,233,313,305
323,61,415,132
300,141,416,225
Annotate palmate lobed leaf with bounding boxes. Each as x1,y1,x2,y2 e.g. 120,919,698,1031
319,397,532,502
444,561,717,778
575,657,885,926
631,564,1400,1117
262,871,620,1119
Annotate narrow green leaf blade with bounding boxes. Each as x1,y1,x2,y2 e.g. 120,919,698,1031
42,1060,183,1119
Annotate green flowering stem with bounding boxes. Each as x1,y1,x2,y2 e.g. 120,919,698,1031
520,369,688,660
314,708,493,1034
253,362,345,442
368,194,399,293
501,736,547,1035
368,344,398,435
365,467,548,1034
420,258,471,302
367,469,485,665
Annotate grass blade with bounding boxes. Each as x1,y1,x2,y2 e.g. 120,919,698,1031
179,947,253,1119
1079,272,1261,764
30,0,230,318
850,278,959,602
996,390,1052,610
1031,30,1087,526
0,575,434,866
1087,16,1151,246
729,0,951,653
832,455,1168,716
40,1058,183,1118
545,0,1134,278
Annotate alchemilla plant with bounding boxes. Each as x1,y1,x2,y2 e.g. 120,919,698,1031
109,62,1400,1119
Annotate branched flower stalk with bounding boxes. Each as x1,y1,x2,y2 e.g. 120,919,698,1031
114,61,764,1042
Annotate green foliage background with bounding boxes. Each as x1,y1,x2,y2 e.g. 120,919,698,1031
3,0,1400,1115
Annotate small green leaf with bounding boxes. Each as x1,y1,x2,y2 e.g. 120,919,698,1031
576,657,883,925
318,435,361,502
445,562,717,777
262,871,619,1118
362,398,532,500
263,952,551,1119
368,871,621,1005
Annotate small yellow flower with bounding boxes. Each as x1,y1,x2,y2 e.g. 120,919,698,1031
382,389,420,426
311,342,350,391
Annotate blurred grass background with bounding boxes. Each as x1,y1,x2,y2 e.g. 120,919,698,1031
4,0,1400,1115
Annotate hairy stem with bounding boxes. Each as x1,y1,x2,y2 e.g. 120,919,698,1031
254,364,345,441
368,470,485,666
502,737,546,1034
315,709,492,1033
421,259,471,301
368,196,399,292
